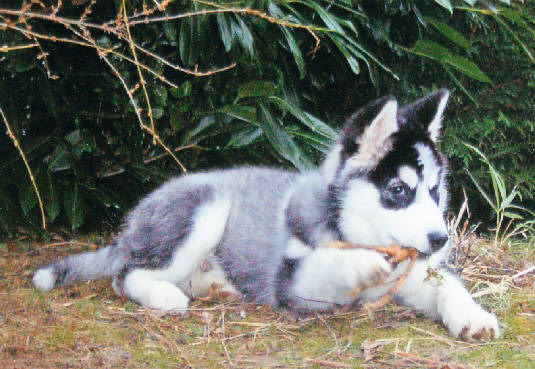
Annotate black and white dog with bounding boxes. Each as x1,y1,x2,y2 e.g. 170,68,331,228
34,90,499,339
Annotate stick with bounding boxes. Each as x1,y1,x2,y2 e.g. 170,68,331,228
325,241,419,310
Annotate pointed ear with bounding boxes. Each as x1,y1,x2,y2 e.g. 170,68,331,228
401,89,449,142
340,96,398,167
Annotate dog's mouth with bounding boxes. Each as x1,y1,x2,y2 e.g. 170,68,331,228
391,237,431,259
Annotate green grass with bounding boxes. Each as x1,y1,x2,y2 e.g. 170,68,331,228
1,236,534,368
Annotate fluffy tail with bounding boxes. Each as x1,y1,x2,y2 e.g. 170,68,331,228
33,244,126,291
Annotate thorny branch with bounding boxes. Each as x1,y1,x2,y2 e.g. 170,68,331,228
0,0,322,225
0,0,326,229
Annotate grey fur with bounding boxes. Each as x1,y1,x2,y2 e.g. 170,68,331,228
120,183,213,270
34,91,448,306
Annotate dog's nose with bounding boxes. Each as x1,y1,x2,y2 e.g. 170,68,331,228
427,232,448,252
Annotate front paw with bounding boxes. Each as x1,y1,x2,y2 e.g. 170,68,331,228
344,250,392,295
443,303,500,340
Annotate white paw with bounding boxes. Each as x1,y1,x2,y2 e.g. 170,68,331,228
146,281,190,312
33,268,56,291
342,250,392,291
443,303,500,340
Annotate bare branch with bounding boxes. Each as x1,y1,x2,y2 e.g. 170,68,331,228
0,106,47,230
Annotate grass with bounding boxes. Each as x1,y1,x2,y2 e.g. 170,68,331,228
0,234,534,369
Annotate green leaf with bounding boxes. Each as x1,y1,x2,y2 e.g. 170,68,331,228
287,128,332,154
425,17,470,50
269,97,338,141
64,184,84,230
170,81,192,98
218,104,257,123
268,3,306,79
434,0,453,13
409,40,492,83
151,107,164,120
503,211,524,220
231,15,254,59
494,14,534,62
329,33,360,75
182,116,216,144
163,23,178,42
216,14,233,52
47,144,70,172
258,104,313,171
304,0,345,33
42,172,60,221
179,17,198,66
152,84,168,106
465,168,497,211
237,81,279,99
19,182,37,215
501,189,519,209
226,127,263,148
281,26,306,79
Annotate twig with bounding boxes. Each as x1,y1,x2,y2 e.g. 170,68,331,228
127,2,322,51
315,312,339,353
99,144,199,179
146,314,194,368
141,316,194,368
395,351,467,369
121,0,156,145
0,43,39,52
131,40,237,77
0,106,46,230
511,265,535,280
470,265,535,298
219,310,234,367
99,49,187,173
42,241,100,249
305,358,352,368
325,242,419,310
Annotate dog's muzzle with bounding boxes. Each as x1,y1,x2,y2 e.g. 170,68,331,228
428,232,449,253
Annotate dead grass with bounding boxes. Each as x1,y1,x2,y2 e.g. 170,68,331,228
0,234,534,369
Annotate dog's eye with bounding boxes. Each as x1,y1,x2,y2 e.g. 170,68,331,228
390,184,405,196
382,182,414,209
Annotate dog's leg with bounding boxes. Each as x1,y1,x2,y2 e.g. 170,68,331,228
363,260,500,340
120,196,232,311
279,242,392,310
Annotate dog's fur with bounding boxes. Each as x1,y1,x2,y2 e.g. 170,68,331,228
33,90,499,339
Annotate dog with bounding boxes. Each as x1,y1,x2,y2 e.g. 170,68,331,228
33,89,499,340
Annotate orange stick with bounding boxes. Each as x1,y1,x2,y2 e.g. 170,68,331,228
325,241,419,310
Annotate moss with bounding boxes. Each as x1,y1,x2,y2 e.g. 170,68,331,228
1,237,534,368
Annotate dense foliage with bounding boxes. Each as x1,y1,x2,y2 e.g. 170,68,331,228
0,0,533,236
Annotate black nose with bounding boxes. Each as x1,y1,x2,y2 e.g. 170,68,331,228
428,232,448,252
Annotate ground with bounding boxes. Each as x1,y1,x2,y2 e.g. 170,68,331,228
1,233,534,369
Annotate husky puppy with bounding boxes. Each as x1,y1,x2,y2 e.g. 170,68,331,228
33,90,499,340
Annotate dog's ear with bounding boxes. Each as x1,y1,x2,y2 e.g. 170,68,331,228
401,89,449,142
340,96,398,167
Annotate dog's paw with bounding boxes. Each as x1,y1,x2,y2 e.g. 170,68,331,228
146,281,190,313
342,250,392,293
33,267,56,291
443,303,500,340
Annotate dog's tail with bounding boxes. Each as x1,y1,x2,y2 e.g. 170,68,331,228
32,244,127,291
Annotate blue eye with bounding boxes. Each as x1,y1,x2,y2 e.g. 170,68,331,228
381,181,415,209
392,185,404,195
389,183,406,196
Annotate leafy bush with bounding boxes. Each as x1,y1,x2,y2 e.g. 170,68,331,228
0,0,533,236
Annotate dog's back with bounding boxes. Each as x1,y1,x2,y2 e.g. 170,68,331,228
34,167,297,305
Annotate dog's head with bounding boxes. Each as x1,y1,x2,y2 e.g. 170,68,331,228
323,90,450,257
